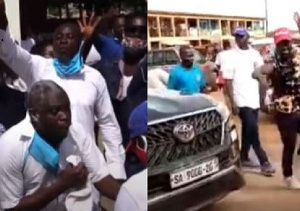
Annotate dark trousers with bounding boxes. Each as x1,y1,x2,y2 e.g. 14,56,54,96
275,112,300,177
239,107,269,165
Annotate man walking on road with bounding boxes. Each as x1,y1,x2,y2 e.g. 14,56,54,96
223,27,275,176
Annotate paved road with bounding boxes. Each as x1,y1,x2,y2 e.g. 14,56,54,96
205,112,300,211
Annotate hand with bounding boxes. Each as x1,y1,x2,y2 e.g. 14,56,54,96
58,163,88,190
77,10,101,41
294,12,300,28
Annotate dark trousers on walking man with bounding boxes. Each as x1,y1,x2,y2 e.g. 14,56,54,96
239,107,275,176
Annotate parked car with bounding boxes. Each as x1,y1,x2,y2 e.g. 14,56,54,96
147,89,245,211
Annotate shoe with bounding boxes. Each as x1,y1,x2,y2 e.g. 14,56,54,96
284,176,300,189
261,162,275,177
241,159,260,168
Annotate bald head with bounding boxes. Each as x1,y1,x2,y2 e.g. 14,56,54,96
27,80,68,110
27,80,71,145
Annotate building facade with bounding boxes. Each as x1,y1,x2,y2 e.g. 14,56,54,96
148,0,267,50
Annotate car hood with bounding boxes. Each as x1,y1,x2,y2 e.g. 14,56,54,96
148,89,230,124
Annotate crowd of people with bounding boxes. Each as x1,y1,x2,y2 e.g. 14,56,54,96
0,0,146,210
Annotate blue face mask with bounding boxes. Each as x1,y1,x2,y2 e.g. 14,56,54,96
28,132,59,174
53,44,84,77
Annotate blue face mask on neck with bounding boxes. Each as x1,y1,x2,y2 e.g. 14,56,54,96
53,44,84,77
28,132,59,174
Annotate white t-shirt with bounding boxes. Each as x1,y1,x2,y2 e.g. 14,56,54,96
148,68,169,91
114,169,147,211
0,119,109,211
215,49,235,73
0,29,126,179
222,47,264,109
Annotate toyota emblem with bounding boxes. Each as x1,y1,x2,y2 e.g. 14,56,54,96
173,122,195,143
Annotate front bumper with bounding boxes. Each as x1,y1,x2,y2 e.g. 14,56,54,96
148,164,245,211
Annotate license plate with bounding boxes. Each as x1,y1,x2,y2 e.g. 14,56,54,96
170,157,219,188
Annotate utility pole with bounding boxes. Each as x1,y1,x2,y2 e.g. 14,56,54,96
265,0,268,34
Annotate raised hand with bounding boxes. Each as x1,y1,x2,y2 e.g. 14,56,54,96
77,10,101,41
294,12,300,29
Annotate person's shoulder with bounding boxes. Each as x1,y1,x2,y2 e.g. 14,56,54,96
122,169,147,208
0,119,33,159
82,65,106,85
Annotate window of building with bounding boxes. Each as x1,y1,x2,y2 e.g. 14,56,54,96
160,17,173,37
210,20,219,30
149,17,159,37
175,18,187,37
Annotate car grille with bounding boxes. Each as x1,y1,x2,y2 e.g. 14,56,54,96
148,109,223,168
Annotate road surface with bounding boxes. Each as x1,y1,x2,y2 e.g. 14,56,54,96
205,112,300,211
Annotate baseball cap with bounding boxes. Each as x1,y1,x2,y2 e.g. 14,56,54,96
128,101,147,138
273,27,292,45
233,27,249,37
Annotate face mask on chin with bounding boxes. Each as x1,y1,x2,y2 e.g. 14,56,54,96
123,37,147,65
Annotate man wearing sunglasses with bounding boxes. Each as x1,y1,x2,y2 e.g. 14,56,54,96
115,101,147,211
223,27,275,176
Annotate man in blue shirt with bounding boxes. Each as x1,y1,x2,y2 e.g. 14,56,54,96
168,46,206,94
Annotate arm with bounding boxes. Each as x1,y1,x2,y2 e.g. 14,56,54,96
222,61,237,114
94,175,121,200
167,68,177,90
7,180,69,211
294,12,300,33
74,124,121,200
224,79,235,109
0,0,41,86
78,10,101,63
199,68,207,93
94,75,126,180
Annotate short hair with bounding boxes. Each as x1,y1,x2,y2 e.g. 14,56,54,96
54,22,82,41
179,45,192,55
27,80,67,110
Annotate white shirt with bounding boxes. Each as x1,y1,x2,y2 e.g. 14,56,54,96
114,169,147,211
215,49,235,73
21,38,36,52
86,45,101,66
0,119,109,211
0,29,126,179
148,68,169,91
222,47,264,109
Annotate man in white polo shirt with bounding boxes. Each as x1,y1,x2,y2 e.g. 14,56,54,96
0,80,120,211
223,27,275,176
0,0,126,180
